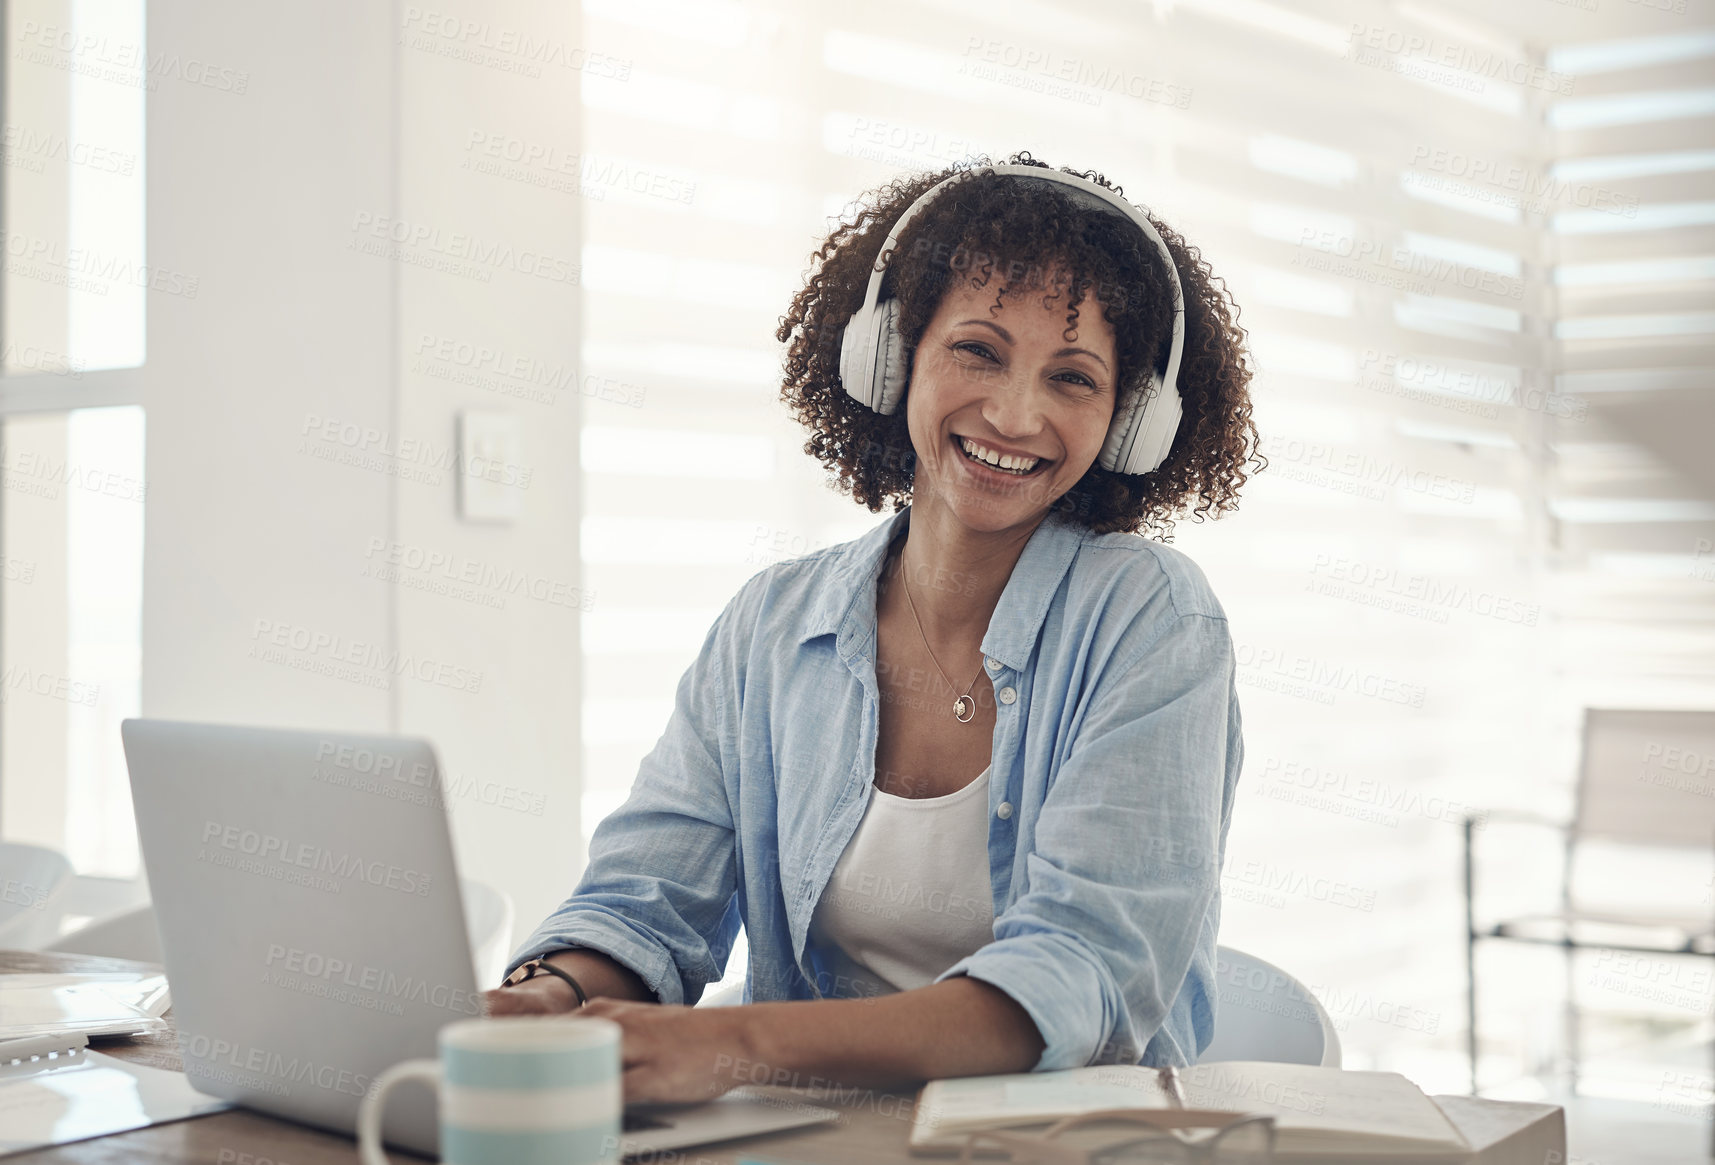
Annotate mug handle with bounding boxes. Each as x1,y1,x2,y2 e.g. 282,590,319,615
358,1058,440,1165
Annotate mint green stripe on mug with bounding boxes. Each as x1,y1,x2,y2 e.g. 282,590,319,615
442,1081,622,1130
442,1123,620,1165
444,1044,617,1089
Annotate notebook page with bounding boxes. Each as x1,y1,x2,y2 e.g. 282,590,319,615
915,1066,1171,1141
1180,1063,1469,1153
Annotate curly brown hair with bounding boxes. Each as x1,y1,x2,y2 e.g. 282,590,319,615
775,152,1261,539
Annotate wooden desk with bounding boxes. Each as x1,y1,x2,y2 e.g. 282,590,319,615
8,953,1564,1164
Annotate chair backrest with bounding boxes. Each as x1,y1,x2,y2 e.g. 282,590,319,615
1574,709,1715,848
44,903,163,962
0,842,75,949
698,980,745,1008
49,881,514,984
1199,945,1341,1068
460,878,515,989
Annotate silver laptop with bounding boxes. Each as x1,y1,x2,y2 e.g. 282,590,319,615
122,719,837,1157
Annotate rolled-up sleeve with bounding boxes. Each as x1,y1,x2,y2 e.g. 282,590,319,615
507,593,749,1006
933,611,1236,1070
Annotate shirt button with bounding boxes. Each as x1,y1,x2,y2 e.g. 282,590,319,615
996,801,1013,820
985,657,1002,672
998,686,1017,705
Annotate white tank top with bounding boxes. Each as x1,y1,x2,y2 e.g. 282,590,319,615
808,766,997,996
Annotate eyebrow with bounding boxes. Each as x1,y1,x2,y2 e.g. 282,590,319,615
955,318,1111,373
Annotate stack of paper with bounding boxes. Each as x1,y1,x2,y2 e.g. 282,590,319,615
0,976,169,1042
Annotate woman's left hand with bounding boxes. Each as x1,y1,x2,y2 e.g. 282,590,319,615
579,998,760,1105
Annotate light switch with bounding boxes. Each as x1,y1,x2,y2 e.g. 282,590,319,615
457,410,524,523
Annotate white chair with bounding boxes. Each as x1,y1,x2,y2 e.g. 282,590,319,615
1200,945,1341,1067
48,878,516,986
0,842,75,950
697,945,1340,1069
461,878,515,989
1465,708,1715,1097
44,903,162,962
699,980,745,1008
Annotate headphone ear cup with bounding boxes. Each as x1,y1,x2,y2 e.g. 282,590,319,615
837,298,907,414
873,297,909,415
838,302,880,411
1098,372,1158,473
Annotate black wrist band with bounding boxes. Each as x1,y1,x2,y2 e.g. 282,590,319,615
533,959,590,1007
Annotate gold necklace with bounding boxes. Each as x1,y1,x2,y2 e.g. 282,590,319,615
896,546,984,724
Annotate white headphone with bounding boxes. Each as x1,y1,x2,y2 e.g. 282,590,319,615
837,164,1186,477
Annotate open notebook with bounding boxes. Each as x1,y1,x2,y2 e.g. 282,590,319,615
910,1061,1472,1160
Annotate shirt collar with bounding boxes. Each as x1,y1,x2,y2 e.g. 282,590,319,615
796,504,1087,674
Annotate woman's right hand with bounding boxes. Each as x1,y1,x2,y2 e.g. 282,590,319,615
485,973,582,1016
484,949,657,1016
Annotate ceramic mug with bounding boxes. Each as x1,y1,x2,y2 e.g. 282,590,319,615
358,1015,623,1165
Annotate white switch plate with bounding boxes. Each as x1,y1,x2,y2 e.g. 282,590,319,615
457,410,524,523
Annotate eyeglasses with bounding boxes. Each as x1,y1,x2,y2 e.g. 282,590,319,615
954,1109,1275,1165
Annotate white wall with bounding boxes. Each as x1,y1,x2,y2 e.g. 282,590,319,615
0,416,70,852
141,1,582,946
393,4,585,941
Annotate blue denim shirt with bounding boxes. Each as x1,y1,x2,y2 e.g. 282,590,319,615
510,504,1244,1070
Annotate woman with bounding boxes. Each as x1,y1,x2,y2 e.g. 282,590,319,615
489,153,1259,1104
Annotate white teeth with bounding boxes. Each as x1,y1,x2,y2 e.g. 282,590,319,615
959,438,1040,475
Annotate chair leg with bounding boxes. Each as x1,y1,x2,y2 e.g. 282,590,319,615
1563,941,1578,1098
1466,935,1479,1095
1464,816,1479,1095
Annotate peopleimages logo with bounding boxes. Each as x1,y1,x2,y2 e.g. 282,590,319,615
461,133,695,204
1234,641,1427,709
263,944,481,1016
1638,739,1715,798
413,333,645,408
1356,350,1586,422
1,123,137,176
960,36,1192,109
348,212,580,286
0,227,199,297
842,117,979,169
362,537,593,611
249,617,485,695
398,7,632,80
178,1032,366,1098
0,665,100,707
311,740,549,818
0,877,51,910
199,820,435,896
1308,553,1541,628
1259,435,1478,506
1224,860,1377,913
1257,756,1488,830
1294,228,1524,301
14,20,251,94
1346,24,1575,95
1409,146,1638,219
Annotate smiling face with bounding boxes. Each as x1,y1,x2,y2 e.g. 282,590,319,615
904,269,1120,536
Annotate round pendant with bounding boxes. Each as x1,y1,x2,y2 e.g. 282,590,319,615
953,695,975,723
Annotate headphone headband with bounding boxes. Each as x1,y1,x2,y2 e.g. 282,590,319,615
839,164,1185,476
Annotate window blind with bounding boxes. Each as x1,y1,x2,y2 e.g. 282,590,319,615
575,0,1715,1090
